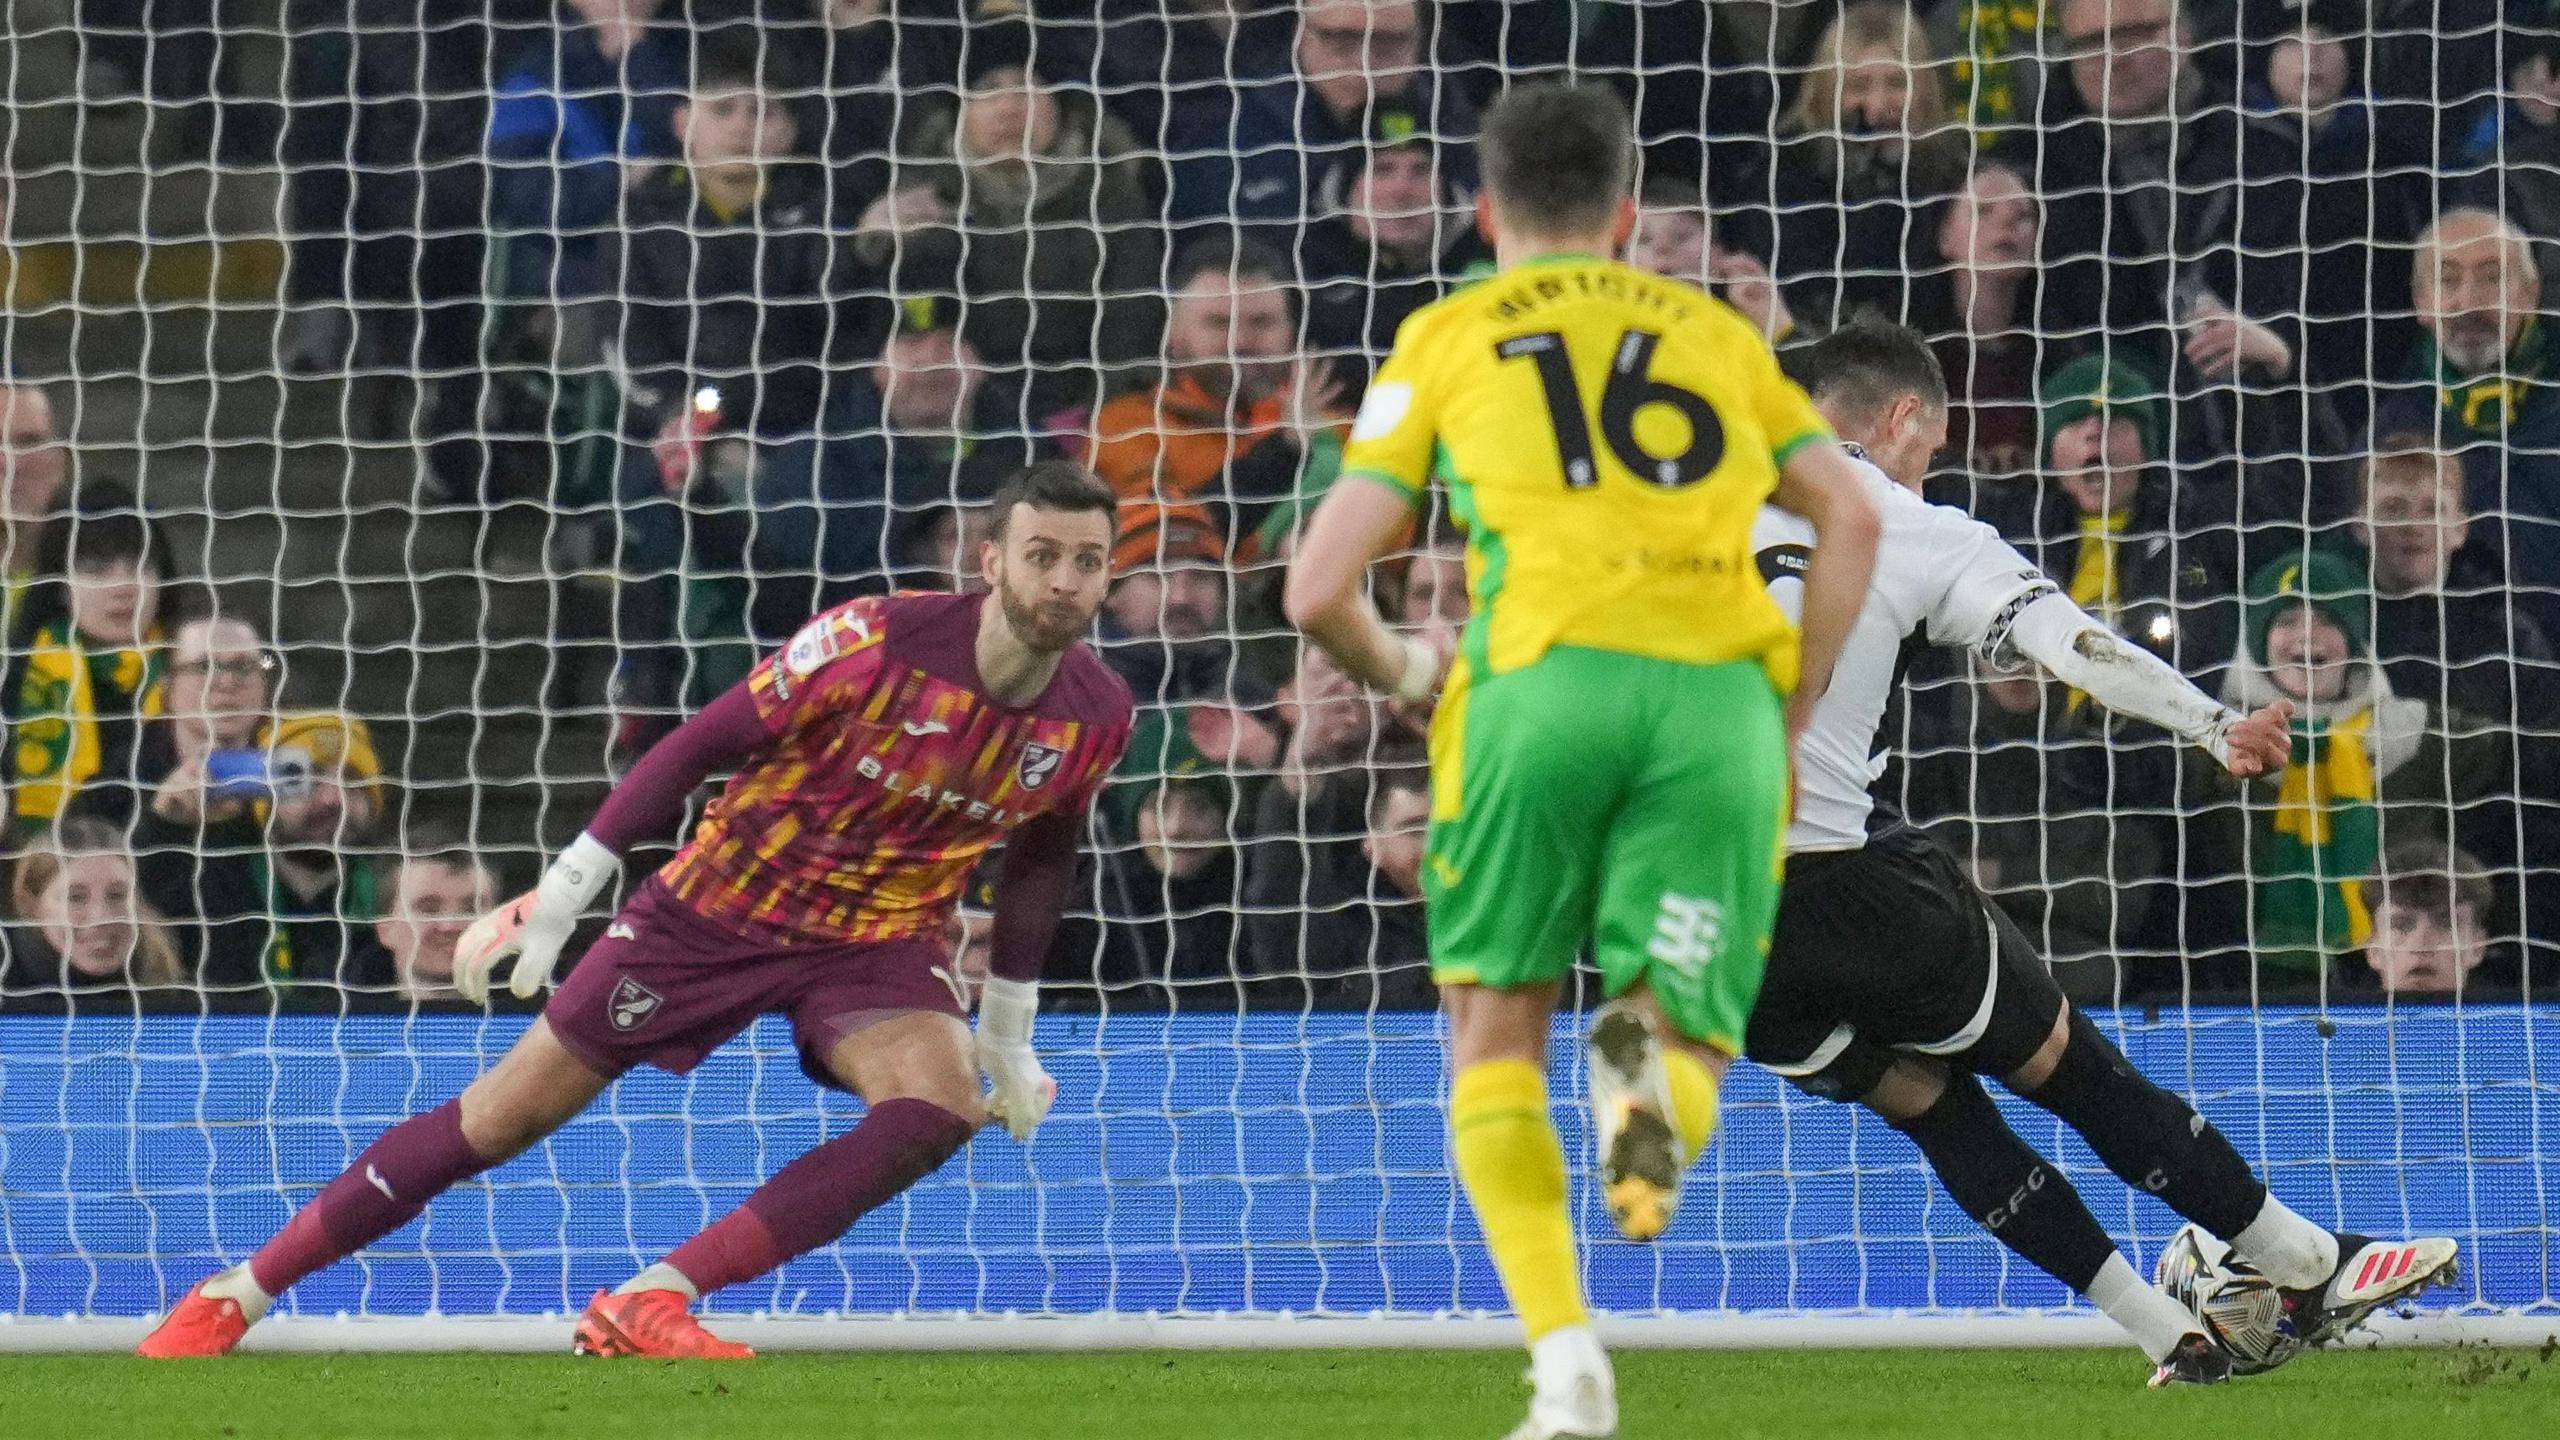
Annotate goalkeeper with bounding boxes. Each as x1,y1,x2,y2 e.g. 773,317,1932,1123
1747,321,2458,1387
1287,82,1880,1440
139,464,1133,1359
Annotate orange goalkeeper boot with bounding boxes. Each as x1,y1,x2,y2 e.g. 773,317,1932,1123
136,1278,252,1358
573,1289,755,1359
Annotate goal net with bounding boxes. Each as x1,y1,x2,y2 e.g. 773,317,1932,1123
0,0,2551,1344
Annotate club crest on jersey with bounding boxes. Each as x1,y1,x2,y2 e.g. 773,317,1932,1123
608,977,662,1032
1017,742,1065,791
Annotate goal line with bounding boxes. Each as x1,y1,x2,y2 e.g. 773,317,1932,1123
5,1311,2552,1354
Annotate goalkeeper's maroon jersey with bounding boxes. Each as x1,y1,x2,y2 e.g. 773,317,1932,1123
654,590,1131,944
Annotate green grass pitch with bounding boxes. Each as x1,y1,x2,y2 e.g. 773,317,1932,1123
3,1347,2553,1438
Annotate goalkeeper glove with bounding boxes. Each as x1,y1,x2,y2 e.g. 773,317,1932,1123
973,977,1055,1142
454,832,617,1005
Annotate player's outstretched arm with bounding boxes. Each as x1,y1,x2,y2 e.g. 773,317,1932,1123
1770,441,1883,735
454,681,772,1004
1283,475,1442,704
2001,592,2294,777
978,811,1091,1141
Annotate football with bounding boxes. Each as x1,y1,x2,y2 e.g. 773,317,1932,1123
2155,1223,2295,1369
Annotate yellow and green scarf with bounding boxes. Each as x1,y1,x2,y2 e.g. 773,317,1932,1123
10,620,166,824
2256,707,2379,964
2430,316,2549,432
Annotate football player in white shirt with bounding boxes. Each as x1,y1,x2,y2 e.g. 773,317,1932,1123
1747,322,2459,1386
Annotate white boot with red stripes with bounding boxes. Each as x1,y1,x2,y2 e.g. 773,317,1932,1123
2281,1233,2462,1349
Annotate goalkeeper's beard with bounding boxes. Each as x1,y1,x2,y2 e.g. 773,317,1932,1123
994,571,1091,656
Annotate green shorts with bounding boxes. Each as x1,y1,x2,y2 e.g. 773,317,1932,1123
1423,646,1789,1053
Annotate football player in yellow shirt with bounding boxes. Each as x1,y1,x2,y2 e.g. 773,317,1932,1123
1285,82,1881,1440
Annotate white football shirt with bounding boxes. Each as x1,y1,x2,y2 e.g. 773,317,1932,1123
1754,451,2056,852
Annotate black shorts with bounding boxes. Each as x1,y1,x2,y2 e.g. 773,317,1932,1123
1744,822,2069,1102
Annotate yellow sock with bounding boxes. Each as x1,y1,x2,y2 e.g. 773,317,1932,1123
1664,1048,1721,1160
1451,1060,1588,1341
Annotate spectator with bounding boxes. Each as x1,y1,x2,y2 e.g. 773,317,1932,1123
0,377,67,643
273,1,519,378
2384,208,2560,640
793,0,968,220
2454,25,2560,239
616,29,871,478
743,297,1034,648
2194,552,2512,982
606,27,892,721
8,489,176,832
2357,838,2506,996
1393,531,1467,631
1164,0,1477,230
1360,761,1428,901
341,844,502,1007
1238,644,1428,1005
2348,435,2557,719
137,614,277,831
0,815,188,1002
1625,177,1798,344
897,500,996,592
1100,505,1282,815
136,709,389,992
1762,3,1966,329
1087,236,1339,546
1909,161,2048,485
1976,353,2240,682
2043,0,2357,499
875,13,1166,417
1296,118,1488,374
1899,653,2165,1000
2238,16,2425,421
483,0,685,306
1353,762,1433,1001
1022,0,1298,149
1087,765,1246,1006
1627,178,1708,285
1436,0,1778,219
2039,0,2207,349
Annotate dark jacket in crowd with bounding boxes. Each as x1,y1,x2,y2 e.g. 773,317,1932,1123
1972,466,2246,689
1239,770,1431,1010
613,164,880,442
1166,64,1477,229
1293,182,1488,374
484,6,685,300
892,89,1167,413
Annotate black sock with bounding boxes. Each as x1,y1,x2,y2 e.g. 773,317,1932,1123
1890,1073,2119,1292
2018,1011,2268,1239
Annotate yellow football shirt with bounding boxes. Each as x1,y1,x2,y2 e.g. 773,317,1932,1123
1340,253,1829,690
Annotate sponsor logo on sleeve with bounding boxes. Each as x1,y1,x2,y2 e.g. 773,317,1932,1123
1350,381,1414,442
1017,742,1065,791
784,617,843,679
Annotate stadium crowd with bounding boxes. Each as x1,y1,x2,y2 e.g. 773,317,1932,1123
4,0,2559,1010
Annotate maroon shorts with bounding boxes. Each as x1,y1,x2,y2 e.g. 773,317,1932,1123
543,878,964,1091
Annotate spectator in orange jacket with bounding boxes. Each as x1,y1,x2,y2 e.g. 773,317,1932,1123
1085,234,1344,550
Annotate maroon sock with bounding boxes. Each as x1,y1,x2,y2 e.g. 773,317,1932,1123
247,1098,495,1296
664,1098,973,1296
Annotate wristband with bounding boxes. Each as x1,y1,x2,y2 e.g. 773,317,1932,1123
978,976,1039,1047
1392,636,1438,702
2196,709,2246,767
538,831,619,913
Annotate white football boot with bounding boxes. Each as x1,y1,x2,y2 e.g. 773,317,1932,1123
1502,1326,1618,1440
2282,1233,2461,1347
1586,999,1683,1242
